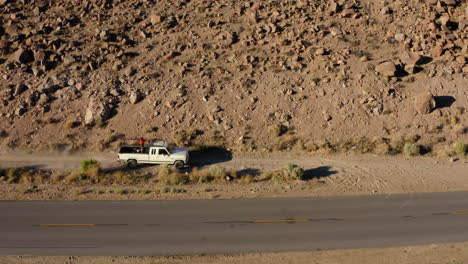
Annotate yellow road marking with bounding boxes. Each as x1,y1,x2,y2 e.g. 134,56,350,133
451,212,468,215
253,219,309,223
39,224,96,227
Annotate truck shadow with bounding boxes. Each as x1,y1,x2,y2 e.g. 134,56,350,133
303,166,337,180
188,146,233,167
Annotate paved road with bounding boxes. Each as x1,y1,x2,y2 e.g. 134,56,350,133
2,192,468,256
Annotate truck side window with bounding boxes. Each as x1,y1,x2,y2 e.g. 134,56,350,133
151,149,157,155
159,149,169,156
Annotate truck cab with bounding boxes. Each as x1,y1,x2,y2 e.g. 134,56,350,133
118,140,189,169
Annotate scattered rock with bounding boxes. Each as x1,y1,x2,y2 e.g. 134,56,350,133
400,51,422,73
315,48,326,55
375,61,397,76
84,99,111,125
394,33,406,42
123,67,136,77
381,7,391,15
13,48,34,64
414,91,436,114
129,90,142,104
14,83,27,96
149,14,163,25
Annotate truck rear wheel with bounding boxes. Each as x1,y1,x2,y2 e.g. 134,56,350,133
127,159,137,169
174,161,184,170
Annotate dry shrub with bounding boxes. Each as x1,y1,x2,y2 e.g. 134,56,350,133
1,168,19,183
454,107,465,115
270,125,287,137
403,143,421,156
187,166,236,183
239,174,255,184
455,142,467,156
50,172,64,183
64,169,83,184
286,163,305,180
157,165,189,185
259,171,274,181
107,171,135,185
64,160,102,184
272,135,298,151
454,124,467,135
389,135,419,154
374,142,391,154
316,140,335,154
172,129,200,148
19,172,44,184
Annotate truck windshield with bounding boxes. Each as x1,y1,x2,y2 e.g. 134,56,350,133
167,144,175,154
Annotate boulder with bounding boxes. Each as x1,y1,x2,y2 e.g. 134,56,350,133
84,99,111,125
13,48,34,64
14,83,27,96
149,14,163,25
37,77,60,94
375,61,397,76
414,91,436,114
400,51,422,73
15,107,26,116
123,67,135,77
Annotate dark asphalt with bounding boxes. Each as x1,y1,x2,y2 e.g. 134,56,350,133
2,192,468,256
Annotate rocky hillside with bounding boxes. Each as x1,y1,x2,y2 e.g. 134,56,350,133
0,0,467,155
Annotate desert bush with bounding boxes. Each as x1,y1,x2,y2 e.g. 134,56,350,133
286,163,305,180
81,159,99,172
454,124,467,135
64,160,101,184
272,135,298,151
403,143,421,156
18,187,30,194
160,173,189,185
94,119,106,128
454,107,465,115
374,142,391,154
169,187,186,193
107,171,135,185
270,125,287,137
103,133,116,145
3,168,19,183
208,166,228,180
114,188,126,195
157,165,189,185
64,169,85,184
73,188,81,196
159,187,170,193
239,174,254,184
455,142,467,156
259,171,274,181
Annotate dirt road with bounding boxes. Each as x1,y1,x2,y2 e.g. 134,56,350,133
0,151,467,197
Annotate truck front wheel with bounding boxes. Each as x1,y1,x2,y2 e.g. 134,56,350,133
174,161,184,170
127,159,137,169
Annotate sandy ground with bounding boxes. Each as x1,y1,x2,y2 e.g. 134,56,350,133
1,242,468,264
0,152,466,200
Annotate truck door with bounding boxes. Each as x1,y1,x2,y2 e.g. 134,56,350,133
149,148,158,162
157,148,172,163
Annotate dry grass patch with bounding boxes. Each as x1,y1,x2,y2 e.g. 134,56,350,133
455,142,467,157
403,143,421,156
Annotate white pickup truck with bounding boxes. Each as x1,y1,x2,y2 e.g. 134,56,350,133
118,140,189,169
